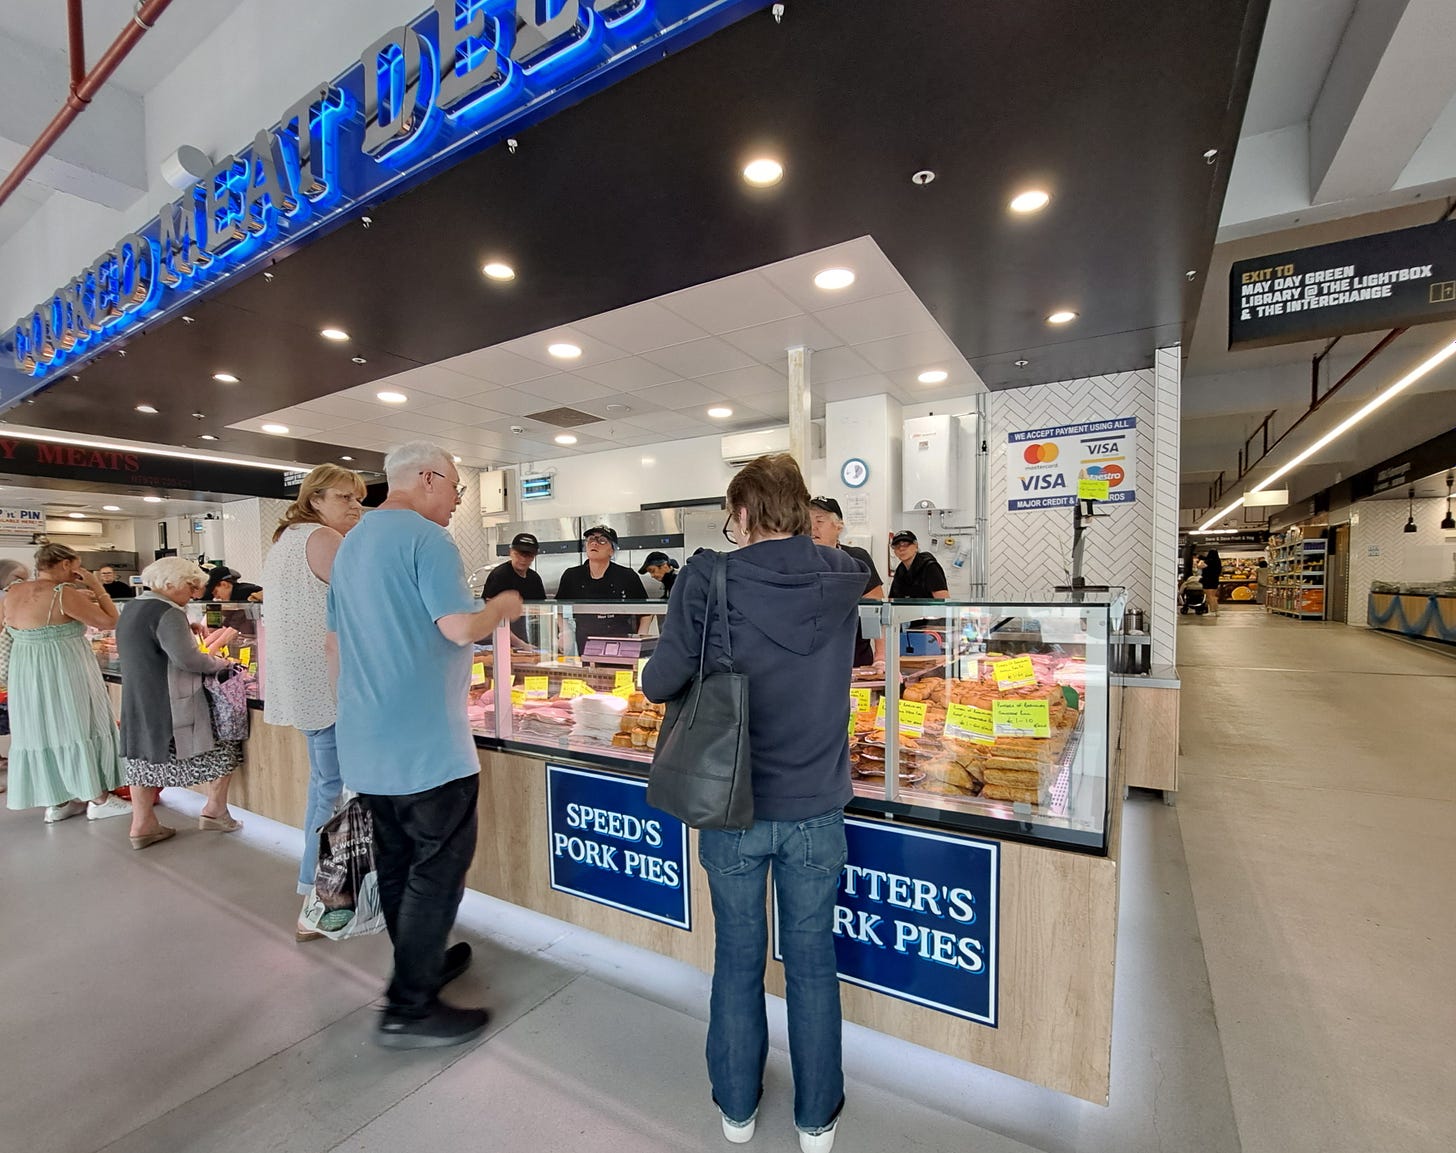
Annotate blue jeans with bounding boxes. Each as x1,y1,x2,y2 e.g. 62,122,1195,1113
297,725,343,895
699,809,848,1134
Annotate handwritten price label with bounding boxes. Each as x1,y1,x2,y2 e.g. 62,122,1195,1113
558,679,592,699
239,647,252,669
524,675,550,698
897,699,928,736
510,688,526,706
945,702,995,743
613,669,636,699
850,686,872,714
470,661,487,686
1077,477,1110,501
992,698,1050,738
992,655,1037,689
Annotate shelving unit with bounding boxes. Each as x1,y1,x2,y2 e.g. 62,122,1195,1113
1266,538,1327,619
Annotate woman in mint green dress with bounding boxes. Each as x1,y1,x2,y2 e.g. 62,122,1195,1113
2,543,130,822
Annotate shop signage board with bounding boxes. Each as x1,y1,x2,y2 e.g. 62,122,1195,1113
1006,418,1137,511
0,506,45,534
546,763,690,930
0,434,289,499
1228,220,1456,350
4,0,763,393
774,818,1000,1026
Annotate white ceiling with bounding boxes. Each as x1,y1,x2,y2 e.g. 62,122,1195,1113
246,237,986,469
1238,0,1359,136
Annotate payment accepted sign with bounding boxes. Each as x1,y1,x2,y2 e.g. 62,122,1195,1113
1007,417,1138,511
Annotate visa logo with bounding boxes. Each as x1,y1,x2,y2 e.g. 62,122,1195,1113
1085,441,1121,454
1020,474,1067,492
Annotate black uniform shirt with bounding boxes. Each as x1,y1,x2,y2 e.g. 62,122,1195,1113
482,562,546,642
889,551,948,600
555,562,648,648
839,544,882,666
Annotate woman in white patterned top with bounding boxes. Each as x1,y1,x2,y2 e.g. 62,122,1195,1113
261,463,366,941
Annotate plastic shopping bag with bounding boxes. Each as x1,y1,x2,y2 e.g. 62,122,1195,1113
298,795,385,940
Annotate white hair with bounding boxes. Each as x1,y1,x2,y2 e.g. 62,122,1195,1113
384,441,452,488
141,556,209,595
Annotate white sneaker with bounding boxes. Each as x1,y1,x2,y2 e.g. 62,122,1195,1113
798,1118,838,1153
87,795,133,820
721,1111,756,1143
44,800,88,823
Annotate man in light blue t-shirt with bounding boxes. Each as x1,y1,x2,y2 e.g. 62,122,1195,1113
328,442,522,1050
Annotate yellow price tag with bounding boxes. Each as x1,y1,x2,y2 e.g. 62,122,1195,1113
992,698,1050,738
524,675,550,699
946,702,995,743
992,655,1037,689
239,647,251,668
613,669,636,699
1077,477,1110,501
510,688,526,706
897,699,928,736
849,686,872,714
219,645,231,658
874,698,886,729
470,661,487,686
559,679,592,699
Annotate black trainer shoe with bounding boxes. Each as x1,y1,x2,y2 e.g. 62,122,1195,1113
376,1004,490,1050
441,942,472,987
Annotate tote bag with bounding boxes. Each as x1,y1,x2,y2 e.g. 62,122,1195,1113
645,552,754,830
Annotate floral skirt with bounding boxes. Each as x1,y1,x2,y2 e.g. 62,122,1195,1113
125,741,241,788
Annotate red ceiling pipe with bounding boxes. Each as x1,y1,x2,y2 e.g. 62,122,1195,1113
67,0,87,93
0,0,177,210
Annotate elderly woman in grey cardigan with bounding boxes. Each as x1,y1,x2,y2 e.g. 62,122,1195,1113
117,557,243,850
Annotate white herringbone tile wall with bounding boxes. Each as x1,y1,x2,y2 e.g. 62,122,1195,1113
447,464,489,576
1346,497,1453,626
987,357,1180,665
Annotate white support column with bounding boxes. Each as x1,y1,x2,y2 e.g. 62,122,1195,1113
1151,346,1183,668
787,346,812,472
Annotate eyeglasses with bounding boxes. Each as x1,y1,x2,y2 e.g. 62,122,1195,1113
584,534,613,546
422,470,466,500
721,514,738,545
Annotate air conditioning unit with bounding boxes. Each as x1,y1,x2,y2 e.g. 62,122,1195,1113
45,519,105,537
720,425,821,466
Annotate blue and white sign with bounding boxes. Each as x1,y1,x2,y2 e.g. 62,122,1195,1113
775,817,999,1026
546,763,690,930
1007,417,1138,511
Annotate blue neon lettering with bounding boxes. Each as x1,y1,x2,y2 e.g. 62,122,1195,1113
436,0,510,118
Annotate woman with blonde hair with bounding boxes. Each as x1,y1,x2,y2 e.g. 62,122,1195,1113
2,542,131,822
117,556,242,849
260,462,366,939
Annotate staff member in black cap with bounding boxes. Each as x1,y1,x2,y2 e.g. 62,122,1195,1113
483,532,547,648
888,530,949,600
555,525,649,653
810,496,884,667
637,551,679,599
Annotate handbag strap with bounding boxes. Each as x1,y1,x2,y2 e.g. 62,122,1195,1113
713,551,734,673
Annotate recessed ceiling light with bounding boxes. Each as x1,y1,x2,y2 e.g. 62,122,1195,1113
213,372,238,384
742,158,784,186
917,369,949,384
198,434,218,441
605,403,631,413
340,455,353,462
1009,189,1051,213
135,404,157,414
352,356,368,365
377,391,407,404
1014,359,1030,367
814,268,855,291
482,262,515,281
261,423,290,435
554,434,578,445
320,327,350,341
102,505,121,512
1046,310,1078,325
452,455,462,463
68,512,87,519
548,342,582,359
143,496,164,503
707,406,734,418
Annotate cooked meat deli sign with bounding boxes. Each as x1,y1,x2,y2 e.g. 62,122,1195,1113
1228,220,1456,350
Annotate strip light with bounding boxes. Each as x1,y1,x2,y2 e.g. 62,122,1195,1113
0,427,306,473
1198,338,1456,531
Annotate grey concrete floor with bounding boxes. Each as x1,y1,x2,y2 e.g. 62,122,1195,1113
0,610,1442,1152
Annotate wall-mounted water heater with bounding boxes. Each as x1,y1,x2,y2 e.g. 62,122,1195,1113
902,414,958,511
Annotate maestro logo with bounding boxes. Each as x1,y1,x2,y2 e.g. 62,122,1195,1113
1082,463,1126,488
1022,442,1059,464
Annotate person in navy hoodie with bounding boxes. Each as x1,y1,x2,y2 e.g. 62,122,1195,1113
642,453,866,1153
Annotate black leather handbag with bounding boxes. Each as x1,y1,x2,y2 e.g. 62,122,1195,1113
646,552,754,830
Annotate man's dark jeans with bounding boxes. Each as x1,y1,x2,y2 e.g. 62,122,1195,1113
362,774,479,1016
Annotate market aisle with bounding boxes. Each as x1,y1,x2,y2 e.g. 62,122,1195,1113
1175,610,1456,1153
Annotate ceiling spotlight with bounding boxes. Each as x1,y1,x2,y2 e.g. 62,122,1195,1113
377,391,407,404
1203,148,1219,164
261,423,290,435
814,268,856,291
911,170,936,186
68,512,87,519
340,455,353,462
320,328,350,341
198,434,218,441
181,315,195,325
1404,487,1419,533
263,271,275,282
548,342,582,359
452,455,463,463
1014,358,1030,367
143,496,164,503
482,262,516,281
1442,473,1455,531
213,372,238,383
1009,189,1050,213
191,411,206,420
102,505,121,512
135,404,158,414
554,434,578,445
1046,310,1078,325
605,403,631,413
742,158,784,187
707,406,734,418
917,369,949,385
352,356,368,364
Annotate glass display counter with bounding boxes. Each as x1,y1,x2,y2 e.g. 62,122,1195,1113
92,600,264,698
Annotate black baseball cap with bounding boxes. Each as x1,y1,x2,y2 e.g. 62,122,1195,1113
510,532,539,554
582,525,618,545
638,551,672,573
809,496,843,518
891,530,918,546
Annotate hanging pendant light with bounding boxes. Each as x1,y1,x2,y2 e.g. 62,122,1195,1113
1403,486,1418,533
1441,472,1455,531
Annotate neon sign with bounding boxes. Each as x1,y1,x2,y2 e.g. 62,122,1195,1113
8,0,759,381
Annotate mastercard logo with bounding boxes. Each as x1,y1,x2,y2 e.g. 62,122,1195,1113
1084,463,1125,486
1022,442,1059,464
